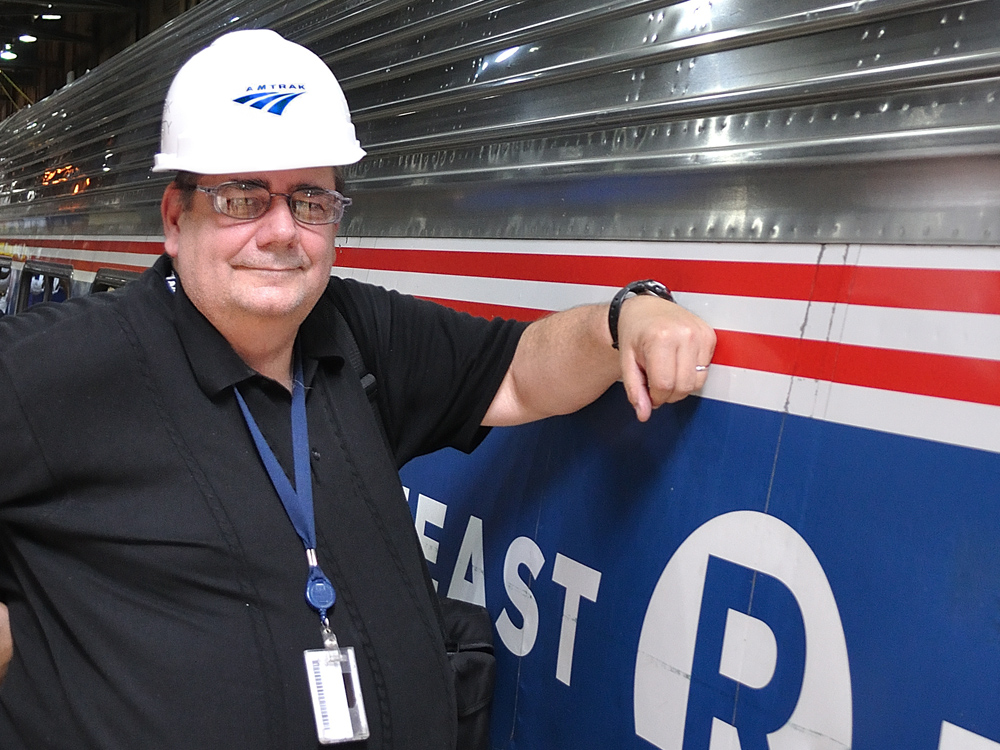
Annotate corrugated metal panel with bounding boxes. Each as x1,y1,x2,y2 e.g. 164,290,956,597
0,0,999,244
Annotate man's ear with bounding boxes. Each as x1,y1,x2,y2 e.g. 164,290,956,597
161,183,185,259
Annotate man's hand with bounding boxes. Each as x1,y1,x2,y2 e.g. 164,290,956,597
616,294,716,421
484,292,716,426
0,602,11,683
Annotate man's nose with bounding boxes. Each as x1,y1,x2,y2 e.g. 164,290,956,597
256,194,299,243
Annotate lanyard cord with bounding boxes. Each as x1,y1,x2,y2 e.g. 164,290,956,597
234,355,336,626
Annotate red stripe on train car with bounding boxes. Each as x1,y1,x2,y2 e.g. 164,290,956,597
422,296,1000,408
338,247,1000,315
714,331,1000,407
6,240,998,315
0,238,163,255
418,296,550,323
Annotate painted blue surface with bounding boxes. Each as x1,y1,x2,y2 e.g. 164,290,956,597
400,385,1000,749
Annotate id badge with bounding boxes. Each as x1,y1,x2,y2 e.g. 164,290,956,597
304,645,369,744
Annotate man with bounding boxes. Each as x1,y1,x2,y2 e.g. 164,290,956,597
0,30,714,749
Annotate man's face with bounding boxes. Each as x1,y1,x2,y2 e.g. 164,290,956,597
162,167,339,331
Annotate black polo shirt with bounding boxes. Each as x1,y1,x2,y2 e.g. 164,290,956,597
0,255,525,750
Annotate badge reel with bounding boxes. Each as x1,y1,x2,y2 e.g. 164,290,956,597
234,361,368,745
303,561,369,744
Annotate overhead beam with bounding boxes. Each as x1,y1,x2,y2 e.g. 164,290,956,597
0,1,138,13
0,22,94,43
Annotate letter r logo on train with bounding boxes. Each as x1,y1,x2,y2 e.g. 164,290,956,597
634,511,852,750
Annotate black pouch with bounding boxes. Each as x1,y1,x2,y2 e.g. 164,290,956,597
439,597,496,750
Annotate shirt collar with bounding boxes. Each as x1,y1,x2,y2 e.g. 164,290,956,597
163,257,345,398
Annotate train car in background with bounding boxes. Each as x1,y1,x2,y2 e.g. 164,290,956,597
2,0,1000,747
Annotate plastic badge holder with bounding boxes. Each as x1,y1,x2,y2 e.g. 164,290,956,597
304,645,369,744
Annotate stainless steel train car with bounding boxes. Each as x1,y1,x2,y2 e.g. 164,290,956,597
2,1,999,747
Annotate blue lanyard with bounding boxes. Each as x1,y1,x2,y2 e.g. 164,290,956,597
234,356,336,626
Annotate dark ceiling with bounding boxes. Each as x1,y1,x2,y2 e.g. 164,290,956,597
0,0,194,121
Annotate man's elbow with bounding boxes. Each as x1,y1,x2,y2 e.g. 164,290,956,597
481,369,547,427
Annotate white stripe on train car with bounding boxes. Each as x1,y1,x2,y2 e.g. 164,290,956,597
3,234,997,455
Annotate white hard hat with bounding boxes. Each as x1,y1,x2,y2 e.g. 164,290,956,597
152,29,366,174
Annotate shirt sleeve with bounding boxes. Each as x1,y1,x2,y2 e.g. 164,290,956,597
325,277,528,467
0,324,61,512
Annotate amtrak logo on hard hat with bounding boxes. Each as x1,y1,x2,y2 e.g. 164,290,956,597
233,84,306,115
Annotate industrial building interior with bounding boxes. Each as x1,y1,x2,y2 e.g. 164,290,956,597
0,0,200,121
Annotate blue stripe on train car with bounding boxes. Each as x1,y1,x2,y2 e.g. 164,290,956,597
401,386,1000,750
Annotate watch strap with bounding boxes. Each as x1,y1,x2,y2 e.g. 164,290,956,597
608,279,675,350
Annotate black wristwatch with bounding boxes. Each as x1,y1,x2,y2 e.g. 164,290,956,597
608,279,675,350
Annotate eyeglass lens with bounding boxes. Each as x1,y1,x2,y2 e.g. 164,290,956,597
209,183,347,225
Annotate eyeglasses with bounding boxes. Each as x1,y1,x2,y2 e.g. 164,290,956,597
195,181,352,225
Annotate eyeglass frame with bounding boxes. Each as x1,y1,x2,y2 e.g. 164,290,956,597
194,180,352,225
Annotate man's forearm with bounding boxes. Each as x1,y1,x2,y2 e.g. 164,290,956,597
0,603,11,684
483,294,716,426
485,303,619,426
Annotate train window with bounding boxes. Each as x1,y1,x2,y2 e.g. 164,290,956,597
15,260,73,313
90,268,140,294
0,257,10,315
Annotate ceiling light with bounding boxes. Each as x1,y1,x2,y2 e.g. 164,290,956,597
0,50,17,61
19,34,37,43
41,14,61,20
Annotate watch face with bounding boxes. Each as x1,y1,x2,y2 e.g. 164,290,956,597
636,280,674,301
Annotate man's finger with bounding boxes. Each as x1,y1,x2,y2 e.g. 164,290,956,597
620,350,653,422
